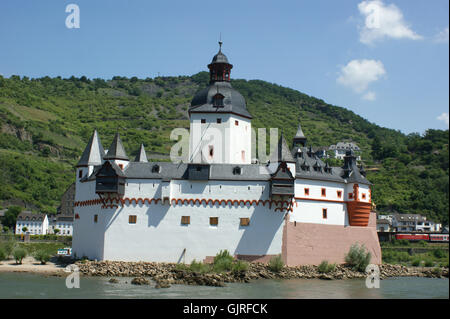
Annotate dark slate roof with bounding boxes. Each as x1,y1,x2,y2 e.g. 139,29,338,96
76,130,105,167
122,162,271,181
134,144,148,163
190,81,252,119
209,41,230,65
293,121,307,143
56,215,74,222
341,150,371,184
104,133,129,161
211,50,229,64
294,147,344,182
17,212,46,222
270,134,295,163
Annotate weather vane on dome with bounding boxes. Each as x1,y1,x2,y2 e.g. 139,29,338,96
219,32,223,51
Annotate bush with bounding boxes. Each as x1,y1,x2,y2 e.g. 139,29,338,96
268,255,284,272
345,243,371,272
417,240,428,247
34,249,51,264
189,260,210,273
432,249,446,259
213,250,233,272
424,259,434,267
411,259,421,267
0,238,16,258
13,247,27,264
0,247,6,261
232,260,249,273
318,260,336,273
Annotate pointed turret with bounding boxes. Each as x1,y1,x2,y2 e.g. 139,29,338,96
104,133,129,161
292,120,307,147
270,133,295,163
76,130,105,167
134,144,148,163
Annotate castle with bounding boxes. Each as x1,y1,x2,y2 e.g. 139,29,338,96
72,43,381,265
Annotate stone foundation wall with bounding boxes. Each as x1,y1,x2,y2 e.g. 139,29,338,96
284,212,381,266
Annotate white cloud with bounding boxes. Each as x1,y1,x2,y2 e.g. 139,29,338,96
337,59,386,95
437,112,449,127
358,0,423,45
362,91,376,101
434,27,449,43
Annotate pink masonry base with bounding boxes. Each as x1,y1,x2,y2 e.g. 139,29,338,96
283,212,381,266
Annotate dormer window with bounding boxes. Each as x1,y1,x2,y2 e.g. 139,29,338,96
152,164,160,173
213,93,224,107
233,166,242,175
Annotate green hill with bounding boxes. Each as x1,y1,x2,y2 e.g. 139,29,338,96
0,73,448,225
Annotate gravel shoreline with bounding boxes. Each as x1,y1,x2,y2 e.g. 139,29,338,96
75,261,449,288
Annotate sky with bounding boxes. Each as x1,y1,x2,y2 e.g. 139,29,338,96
0,0,448,135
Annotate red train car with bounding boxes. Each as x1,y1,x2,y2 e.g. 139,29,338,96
429,234,449,242
395,233,430,241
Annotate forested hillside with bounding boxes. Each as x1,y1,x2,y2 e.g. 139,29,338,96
0,73,448,225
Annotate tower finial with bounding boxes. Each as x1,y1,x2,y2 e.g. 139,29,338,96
219,33,222,52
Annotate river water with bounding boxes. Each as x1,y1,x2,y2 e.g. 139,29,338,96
0,273,448,299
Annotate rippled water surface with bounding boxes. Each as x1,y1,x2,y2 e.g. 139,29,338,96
0,273,448,299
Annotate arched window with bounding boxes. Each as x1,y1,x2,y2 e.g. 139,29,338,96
213,93,224,107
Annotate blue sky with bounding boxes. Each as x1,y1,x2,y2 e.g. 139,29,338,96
0,0,448,134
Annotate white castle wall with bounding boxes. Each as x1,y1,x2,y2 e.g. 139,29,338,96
100,201,285,263
72,179,105,259
189,113,251,164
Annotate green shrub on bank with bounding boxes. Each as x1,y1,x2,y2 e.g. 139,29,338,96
411,259,421,267
345,243,371,272
189,260,210,273
318,260,336,273
0,236,16,258
268,255,284,273
432,249,446,259
13,247,27,264
232,260,249,273
213,250,233,272
424,259,434,267
34,249,51,264
0,247,6,261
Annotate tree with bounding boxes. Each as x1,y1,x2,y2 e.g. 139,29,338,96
54,228,60,235
0,206,22,229
13,248,27,264
22,227,28,233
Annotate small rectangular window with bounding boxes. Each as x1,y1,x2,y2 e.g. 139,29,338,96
321,188,326,197
240,218,250,226
337,191,342,198
216,118,222,124
94,215,98,223
210,217,218,226
181,216,190,225
349,193,353,199
322,209,327,219
119,164,124,170
201,119,206,124
129,215,137,224
78,170,83,178
362,193,366,199
235,120,239,126
304,188,309,196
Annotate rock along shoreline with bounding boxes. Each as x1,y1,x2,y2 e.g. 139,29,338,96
75,261,449,288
